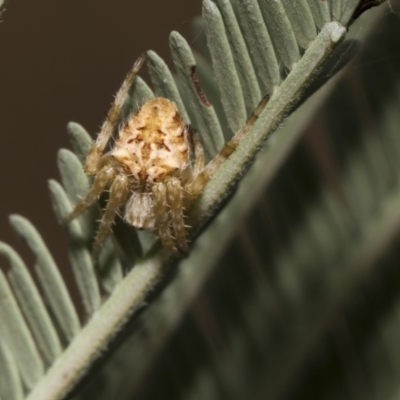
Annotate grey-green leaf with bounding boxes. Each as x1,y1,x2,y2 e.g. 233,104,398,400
0,270,44,389
48,180,101,316
281,0,317,49
169,30,225,157
306,0,331,29
125,76,155,118
0,338,24,400
231,0,281,89
203,0,247,133
57,148,97,242
57,150,125,294
147,50,190,124
215,0,262,114
256,0,300,70
0,242,62,365
9,215,81,342
66,122,93,164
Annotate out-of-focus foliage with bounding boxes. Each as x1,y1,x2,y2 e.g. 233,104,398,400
0,1,397,399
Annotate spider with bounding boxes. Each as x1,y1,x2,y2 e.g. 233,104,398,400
66,53,269,257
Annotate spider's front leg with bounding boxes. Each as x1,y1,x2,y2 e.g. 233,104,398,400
85,54,146,174
92,174,130,258
152,179,189,255
152,183,176,254
66,164,117,222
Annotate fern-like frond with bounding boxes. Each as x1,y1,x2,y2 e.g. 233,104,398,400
0,1,391,399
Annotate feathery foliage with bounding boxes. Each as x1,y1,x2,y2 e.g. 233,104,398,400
0,1,395,399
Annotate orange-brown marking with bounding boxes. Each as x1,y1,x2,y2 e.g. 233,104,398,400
190,65,211,107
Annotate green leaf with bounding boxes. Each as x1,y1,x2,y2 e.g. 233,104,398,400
147,50,190,124
48,180,101,316
9,215,81,342
170,31,225,156
0,242,62,365
203,0,247,132
0,270,44,389
0,338,24,400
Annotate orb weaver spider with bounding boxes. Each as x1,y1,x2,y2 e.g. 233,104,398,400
66,54,269,257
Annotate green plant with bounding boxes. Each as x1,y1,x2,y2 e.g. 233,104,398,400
0,1,398,399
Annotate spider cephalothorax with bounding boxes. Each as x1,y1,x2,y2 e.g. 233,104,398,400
66,54,269,257
113,98,190,183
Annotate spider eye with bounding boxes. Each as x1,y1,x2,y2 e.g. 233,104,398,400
158,144,164,150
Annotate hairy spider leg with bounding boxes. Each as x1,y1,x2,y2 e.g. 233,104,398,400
181,126,204,194
191,128,205,176
152,183,176,253
92,174,130,258
66,165,117,222
186,94,270,198
85,54,147,174
166,178,188,253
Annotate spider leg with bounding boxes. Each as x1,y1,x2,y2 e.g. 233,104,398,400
182,126,205,202
85,54,147,174
186,94,270,198
92,174,130,258
191,127,205,176
166,178,188,253
152,183,176,254
185,125,205,176
66,165,117,222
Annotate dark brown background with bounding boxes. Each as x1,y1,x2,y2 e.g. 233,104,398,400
0,1,201,268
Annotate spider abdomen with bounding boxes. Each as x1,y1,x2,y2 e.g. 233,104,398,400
124,192,156,230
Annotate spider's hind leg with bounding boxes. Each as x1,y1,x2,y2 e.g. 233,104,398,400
186,94,270,198
182,126,205,199
186,125,205,176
